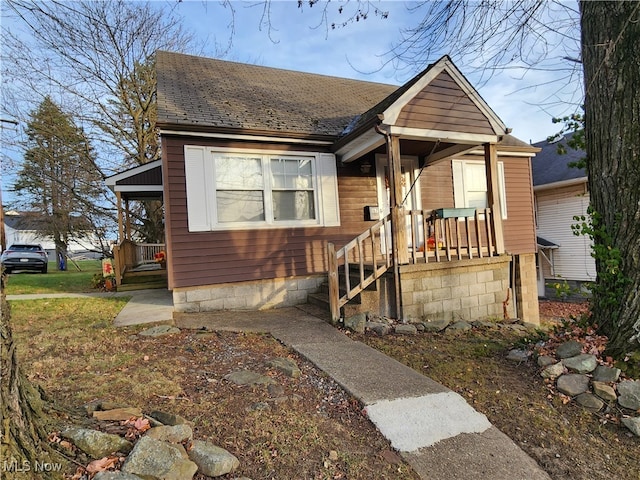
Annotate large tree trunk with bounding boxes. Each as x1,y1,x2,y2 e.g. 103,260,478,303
580,1,640,357
0,297,63,479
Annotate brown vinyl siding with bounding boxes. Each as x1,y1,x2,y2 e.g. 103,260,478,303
396,72,495,135
163,136,379,289
502,157,537,254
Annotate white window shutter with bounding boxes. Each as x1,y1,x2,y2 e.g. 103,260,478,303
498,161,507,219
317,153,341,227
452,160,465,208
184,146,210,232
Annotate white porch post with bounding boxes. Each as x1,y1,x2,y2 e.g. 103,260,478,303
116,191,124,242
484,143,505,254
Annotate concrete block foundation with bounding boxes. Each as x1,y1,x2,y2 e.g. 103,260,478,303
396,256,514,323
173,275,325,313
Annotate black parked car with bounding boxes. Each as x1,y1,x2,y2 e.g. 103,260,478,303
1,244,49,273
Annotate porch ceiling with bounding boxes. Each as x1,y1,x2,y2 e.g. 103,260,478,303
336,128,485,165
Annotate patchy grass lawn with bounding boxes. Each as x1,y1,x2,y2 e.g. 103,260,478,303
4,260,102,294
353,316,639,480
9,298,420,480
8,296,638,479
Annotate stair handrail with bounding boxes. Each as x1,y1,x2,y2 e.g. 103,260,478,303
327,214,392,323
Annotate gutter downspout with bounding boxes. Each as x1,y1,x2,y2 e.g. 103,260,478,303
375,121,403,321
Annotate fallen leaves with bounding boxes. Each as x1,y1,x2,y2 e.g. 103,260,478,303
122,416,151,440
70,455,123,479
86,456,120,474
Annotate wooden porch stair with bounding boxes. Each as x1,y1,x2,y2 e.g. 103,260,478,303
117,267,168,292
307,264,386,320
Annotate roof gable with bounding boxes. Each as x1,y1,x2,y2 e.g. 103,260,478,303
382,56,505,135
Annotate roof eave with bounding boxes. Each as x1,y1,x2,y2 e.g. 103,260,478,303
157,122,337,146
533,176,588,191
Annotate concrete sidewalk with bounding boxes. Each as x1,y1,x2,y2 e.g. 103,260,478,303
175,307,551,480
7,289,174,327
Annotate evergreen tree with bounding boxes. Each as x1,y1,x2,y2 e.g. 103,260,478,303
14,97,104,266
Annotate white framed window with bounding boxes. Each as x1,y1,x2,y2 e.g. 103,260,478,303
452,159,507,219
184,146,340,231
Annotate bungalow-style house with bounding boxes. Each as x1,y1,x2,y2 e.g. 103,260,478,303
532,133,594,298
107,51,542,325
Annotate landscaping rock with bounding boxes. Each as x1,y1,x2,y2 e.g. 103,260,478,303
541,362,565,379
138,325,181,337
146,424,193,444
246,402,271,412
592,365,621,383
617,380,640,410
421,318,450,332
267,357,301,378
267,384,285,398
575,393,604,411
621,417,640,437
366,321,392,336
394,324,417,335
537,355,556,367
344,313,366,333
445,321,472,333
507,324,529,333
93,472,143,480
149,411,192,427
93,407,143,421
592,381,617,403
122,436,197,480
471,320,496,329
187,440,240,477
562,354,598,374
62,427,132,459
507,349,530,363
224,370,276,386
556,340,583,359
556,374,590,396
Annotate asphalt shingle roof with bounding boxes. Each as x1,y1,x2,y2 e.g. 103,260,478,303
156,51,398,138
532,132,586,186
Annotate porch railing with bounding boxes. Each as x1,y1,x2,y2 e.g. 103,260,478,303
327,215,392,323
134,243,165,265
405,208,497,264
326,208,498,322
112,240,166,286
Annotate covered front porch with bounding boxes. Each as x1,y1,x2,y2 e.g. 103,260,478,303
328,140,508,323
327,57,511,323
105,160,167,289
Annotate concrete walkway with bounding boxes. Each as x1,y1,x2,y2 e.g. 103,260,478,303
175,307,551,480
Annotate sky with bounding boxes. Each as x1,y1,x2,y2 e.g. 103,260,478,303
1,0,583,207
172,0,583,145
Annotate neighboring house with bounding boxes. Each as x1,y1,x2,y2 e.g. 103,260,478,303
3,211,103,259
107,51,542,324
532,132,595,298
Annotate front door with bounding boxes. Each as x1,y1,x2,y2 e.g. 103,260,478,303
375,155,422,252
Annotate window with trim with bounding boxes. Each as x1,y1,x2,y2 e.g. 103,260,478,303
452,159,507,219
184,146,339,231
